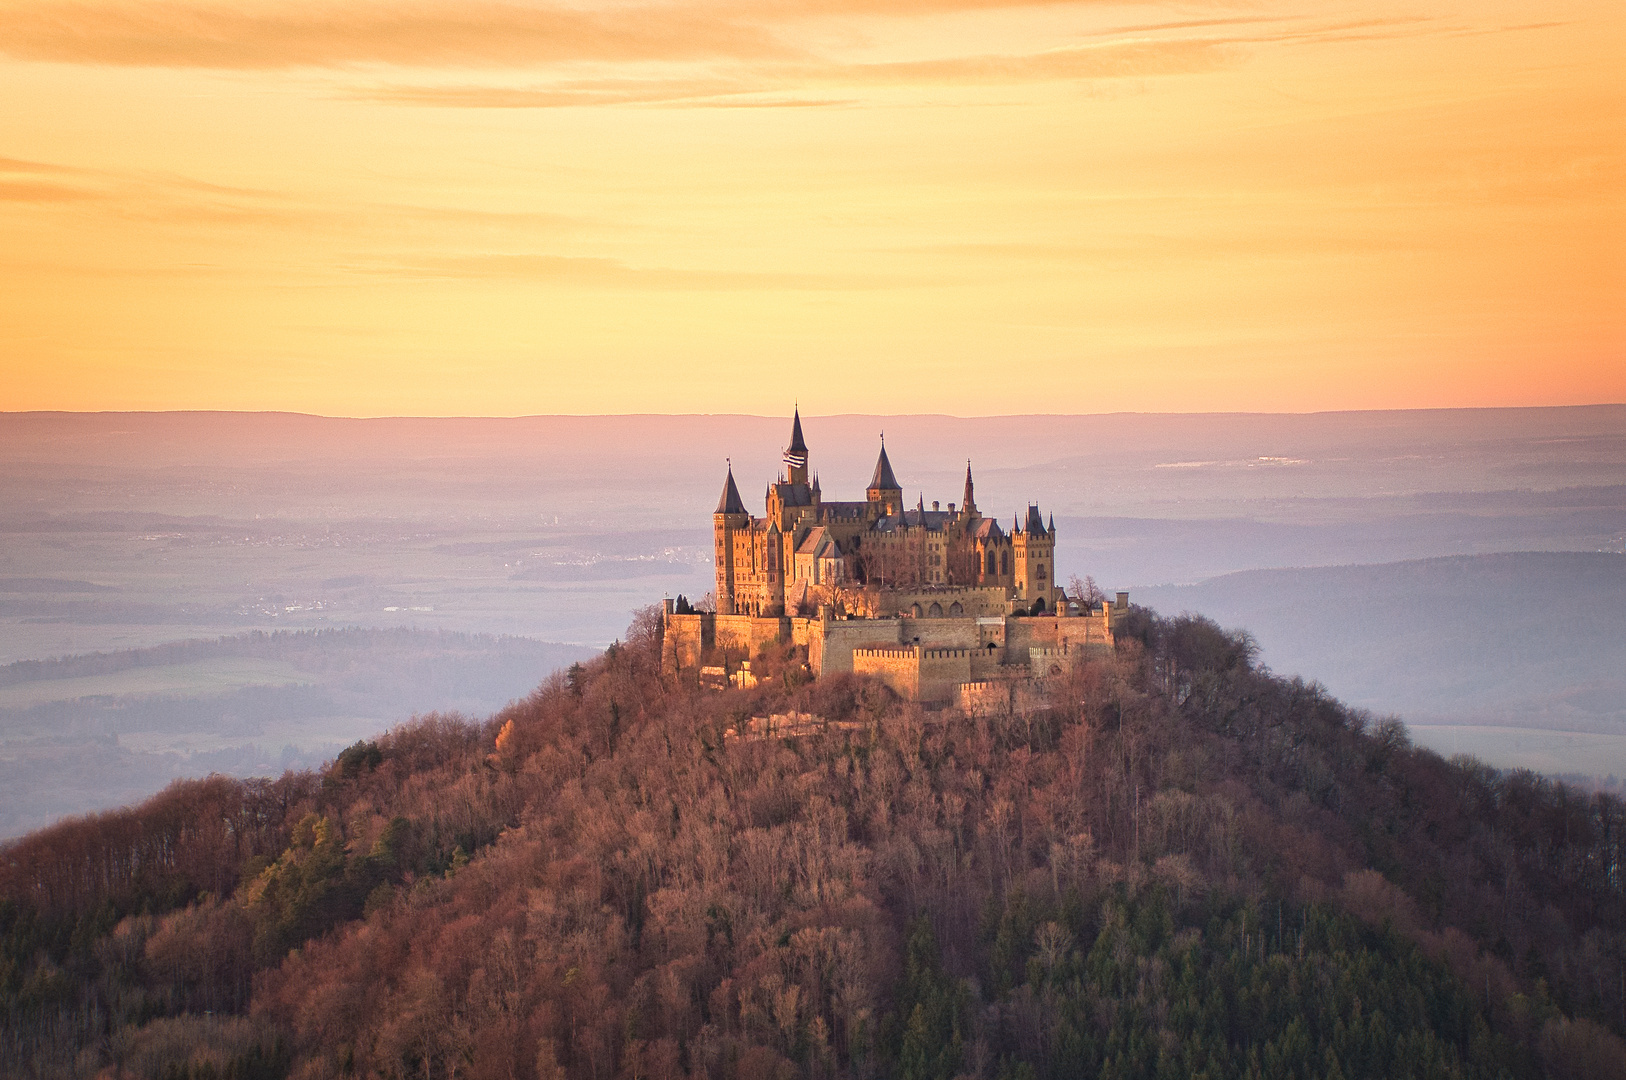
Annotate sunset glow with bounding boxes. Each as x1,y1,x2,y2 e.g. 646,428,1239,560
1,0,1621,415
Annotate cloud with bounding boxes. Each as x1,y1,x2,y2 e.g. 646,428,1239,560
364,35,1236,108
0,179,98,201
0,154,87,174
0,1,794,69
353,13,1472,110
361,252,893,289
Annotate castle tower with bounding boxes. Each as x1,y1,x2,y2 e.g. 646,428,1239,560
866,438,903,516
783,408,809,487
1012,504,1055,609
713,465,749,615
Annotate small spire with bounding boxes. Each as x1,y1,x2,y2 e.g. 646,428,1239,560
868,439,900,491
715,465,746,515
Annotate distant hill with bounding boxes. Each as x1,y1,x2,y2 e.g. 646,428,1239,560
1136,552,1626,776
0,627,598,838
5,613,1626,1078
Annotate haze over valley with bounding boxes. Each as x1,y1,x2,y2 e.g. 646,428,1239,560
1,405,1622,834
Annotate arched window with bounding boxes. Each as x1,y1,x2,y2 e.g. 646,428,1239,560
949,601,963,616
928,602,943,617
1037,563,1045,578
1000,551,1009,574
986,550,997,575
911,603,923,617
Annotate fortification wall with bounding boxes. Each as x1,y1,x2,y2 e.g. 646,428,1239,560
662,613,713,673
662,612,806,675
883,586,1011,619
917,648,973,703
812,617,904,677
851,646,920,699
897,616,981,650
1057,611,1114,652
713,614,792,656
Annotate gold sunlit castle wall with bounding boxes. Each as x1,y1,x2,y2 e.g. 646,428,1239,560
661,410,1128,701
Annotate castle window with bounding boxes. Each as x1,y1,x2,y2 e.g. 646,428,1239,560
950,601,963,616
986,551,996,575
1038,564,1045,578
1001,551,1009,574
928,602,942,617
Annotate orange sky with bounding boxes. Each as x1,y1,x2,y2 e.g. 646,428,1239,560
1,0,1621,415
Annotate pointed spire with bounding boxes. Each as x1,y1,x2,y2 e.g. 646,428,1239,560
715,465,746,515
868,438,900,492
1048,513,1056,536
787,406,807,455
783,406,809,483
962,459,977,515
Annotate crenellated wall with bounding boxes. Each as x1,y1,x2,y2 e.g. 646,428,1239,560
662,593,1125,701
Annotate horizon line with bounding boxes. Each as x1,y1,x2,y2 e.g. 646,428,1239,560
4,402,1624,422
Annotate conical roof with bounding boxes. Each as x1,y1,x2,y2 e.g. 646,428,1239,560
787,408,807,455
868,441,900,491
715,467,747,515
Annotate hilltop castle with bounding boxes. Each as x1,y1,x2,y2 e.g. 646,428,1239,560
662,410,1126,704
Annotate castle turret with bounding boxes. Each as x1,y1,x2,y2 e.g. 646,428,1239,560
866,438,903,516
962,461,978,517
713,465,749,615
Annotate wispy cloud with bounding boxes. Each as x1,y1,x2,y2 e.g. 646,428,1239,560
0,1,794,69
365,35,1237,108
361,252,897,289
0,154,87,174
0,179,98,202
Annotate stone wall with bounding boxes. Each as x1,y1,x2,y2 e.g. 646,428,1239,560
917,647,973,703
810,617,906,677
851,646,920,699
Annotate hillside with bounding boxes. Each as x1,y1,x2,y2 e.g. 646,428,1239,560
4,609,1626,1079
1135,553,1626,778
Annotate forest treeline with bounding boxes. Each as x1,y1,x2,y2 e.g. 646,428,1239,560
5,607,1626,1078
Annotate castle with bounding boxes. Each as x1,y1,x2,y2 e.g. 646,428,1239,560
661,410,1127,704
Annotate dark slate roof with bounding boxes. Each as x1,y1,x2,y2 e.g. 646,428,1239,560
1025,505,1047,537
715,468,747,515
973,519,1005,539
902,509,952,530
869,443,900,490
787,409,808,455
774,482,813,506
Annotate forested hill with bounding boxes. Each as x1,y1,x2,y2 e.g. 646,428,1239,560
5,609,1626,1079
